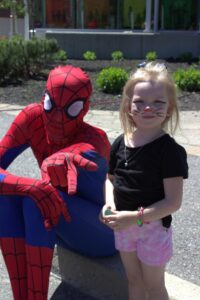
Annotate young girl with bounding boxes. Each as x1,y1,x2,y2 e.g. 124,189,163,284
100,62,188,300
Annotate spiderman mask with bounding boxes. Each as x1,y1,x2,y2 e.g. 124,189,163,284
42,65,92,146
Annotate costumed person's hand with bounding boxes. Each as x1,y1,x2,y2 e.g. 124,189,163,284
41,151,98,195
0,170,71,229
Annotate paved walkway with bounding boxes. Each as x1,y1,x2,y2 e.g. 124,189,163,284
0,103,200,299
85,109,200,155
1,103,200,153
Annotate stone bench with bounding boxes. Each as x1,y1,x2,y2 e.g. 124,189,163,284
51,246,128,300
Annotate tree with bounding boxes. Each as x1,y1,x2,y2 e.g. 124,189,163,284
0,0,25,36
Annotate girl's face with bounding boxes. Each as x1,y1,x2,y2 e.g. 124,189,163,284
130,81,170,130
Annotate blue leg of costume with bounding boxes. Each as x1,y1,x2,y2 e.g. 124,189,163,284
0,195,56,300
55,151,116,256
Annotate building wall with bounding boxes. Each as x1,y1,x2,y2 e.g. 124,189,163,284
43,30,200,59
0,0,199,59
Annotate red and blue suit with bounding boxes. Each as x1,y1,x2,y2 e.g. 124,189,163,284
0,65,116,300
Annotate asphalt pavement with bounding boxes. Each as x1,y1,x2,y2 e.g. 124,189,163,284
0,104,200,299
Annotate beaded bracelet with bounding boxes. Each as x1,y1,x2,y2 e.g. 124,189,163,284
136,207,144,227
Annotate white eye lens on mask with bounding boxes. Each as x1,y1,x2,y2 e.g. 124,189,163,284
67,100,84,117
44,93,52,111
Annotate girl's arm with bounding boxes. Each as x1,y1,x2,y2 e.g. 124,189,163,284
104,174,116,210
104,176,184,230
99,174,116,224
142,176,183,223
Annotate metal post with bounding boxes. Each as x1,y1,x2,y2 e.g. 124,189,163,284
198,0,200,31
80,0,84,28
11,0,17,36
153,0,159,32
42,0,46,27
144,0,152,32
9,12,14,37
116,0,121,29
24,0,29,40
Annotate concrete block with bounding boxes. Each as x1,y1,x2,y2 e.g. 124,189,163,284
57,246,128,300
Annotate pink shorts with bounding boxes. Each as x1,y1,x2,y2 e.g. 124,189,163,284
114,220,173,266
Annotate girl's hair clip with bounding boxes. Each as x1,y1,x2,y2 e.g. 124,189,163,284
160,63,167,70
137,61,168,70
137,61,146,68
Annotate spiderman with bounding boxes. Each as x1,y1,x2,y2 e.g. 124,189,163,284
0,65,116,300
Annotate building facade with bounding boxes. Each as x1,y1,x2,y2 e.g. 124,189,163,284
31,0,199,32
0,0,200,59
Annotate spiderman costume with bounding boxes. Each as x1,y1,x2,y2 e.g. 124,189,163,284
0,65,116,300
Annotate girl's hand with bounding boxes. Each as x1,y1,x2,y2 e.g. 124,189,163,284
105,211,138,231
99,204,116,225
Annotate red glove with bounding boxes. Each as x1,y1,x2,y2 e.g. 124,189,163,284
41,151,98,195
0,170,71,229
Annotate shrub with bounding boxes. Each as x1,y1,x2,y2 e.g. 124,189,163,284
0,35,27,81
111,50,124,61
53,49,68,61
83,51,97,61
173,67,200,92
96,67,128,94
0,36,60,84
146,51,157,61
19,37,59,76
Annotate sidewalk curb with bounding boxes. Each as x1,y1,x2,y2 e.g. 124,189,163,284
166,273,200,300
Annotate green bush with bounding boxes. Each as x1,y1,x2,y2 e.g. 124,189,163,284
173,67,200,92
53,49,68,61
146,51,157,61
83,51,97,61
111,50,124,61
0,36,59,84
0,35,26,81
96,67,128,94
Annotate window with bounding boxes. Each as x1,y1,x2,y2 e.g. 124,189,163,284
159,0,198,30
83,0,115,29
45,0,74,28
44,0,146,30
122,0,145,30
38,0,199,31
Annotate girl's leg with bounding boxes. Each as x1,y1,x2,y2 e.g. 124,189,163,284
120,251,148,300
137,221,172,300
141,263,169,300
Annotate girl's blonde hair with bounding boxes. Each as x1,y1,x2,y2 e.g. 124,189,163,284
119,62,179,136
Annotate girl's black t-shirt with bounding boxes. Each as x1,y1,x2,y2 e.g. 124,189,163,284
108,133,188,227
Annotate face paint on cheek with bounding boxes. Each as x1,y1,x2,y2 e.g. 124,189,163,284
131,104,142,115
155,111,166,117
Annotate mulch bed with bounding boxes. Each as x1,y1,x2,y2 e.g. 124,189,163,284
0,60,199,111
